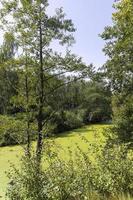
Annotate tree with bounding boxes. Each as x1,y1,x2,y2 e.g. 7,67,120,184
0,0,89,159
82,72,112,123
101,0,133,145
0,32,18,114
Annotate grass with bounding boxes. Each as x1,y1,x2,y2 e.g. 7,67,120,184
0,124,107,199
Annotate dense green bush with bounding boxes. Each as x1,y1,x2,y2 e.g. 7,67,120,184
6,140,133,200
82,82,112,124
53,110,84,133
0,109,84,146
112,94,133,145
0,115,24,146
0,115,36,146
93,144,133,195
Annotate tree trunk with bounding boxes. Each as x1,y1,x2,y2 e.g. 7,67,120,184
36,11,44,160
25,54,31,157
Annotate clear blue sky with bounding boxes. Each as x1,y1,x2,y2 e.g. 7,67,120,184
0,0,114,67
49,0,114,67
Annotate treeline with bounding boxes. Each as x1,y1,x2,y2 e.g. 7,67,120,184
0,63,112,146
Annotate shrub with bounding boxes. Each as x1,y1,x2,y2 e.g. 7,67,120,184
6,139,133,200
92,144,133,195
0,115,24,146
0,115,36,146
112,94,133,145
53,110,84,133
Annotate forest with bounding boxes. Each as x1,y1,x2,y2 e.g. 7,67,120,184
0,0,132,200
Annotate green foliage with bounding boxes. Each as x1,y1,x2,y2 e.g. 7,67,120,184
94,144,133,195
101,0,133,93
6,141,133,200
0,124,108,198
0,67,17,114
53,109,84,133
7,143,133,200
0,115,24,146
101,0,133,144
0,0,92,156
0,115,36,146
82,80,112,123
0,32,17,62
112,94,133,145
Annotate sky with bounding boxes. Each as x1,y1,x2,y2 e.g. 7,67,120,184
0,0,114,68
48,0,114,67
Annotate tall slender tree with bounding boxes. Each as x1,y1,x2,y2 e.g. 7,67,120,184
0,0,89,159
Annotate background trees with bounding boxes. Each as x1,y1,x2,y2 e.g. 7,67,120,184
0,32,18,114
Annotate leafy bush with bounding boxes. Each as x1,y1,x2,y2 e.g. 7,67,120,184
0,109,84,146
0,115,36,146
53,110,84,133
92,144,133,195
6,140,133,200
0,115,24,146
112,94,133,145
